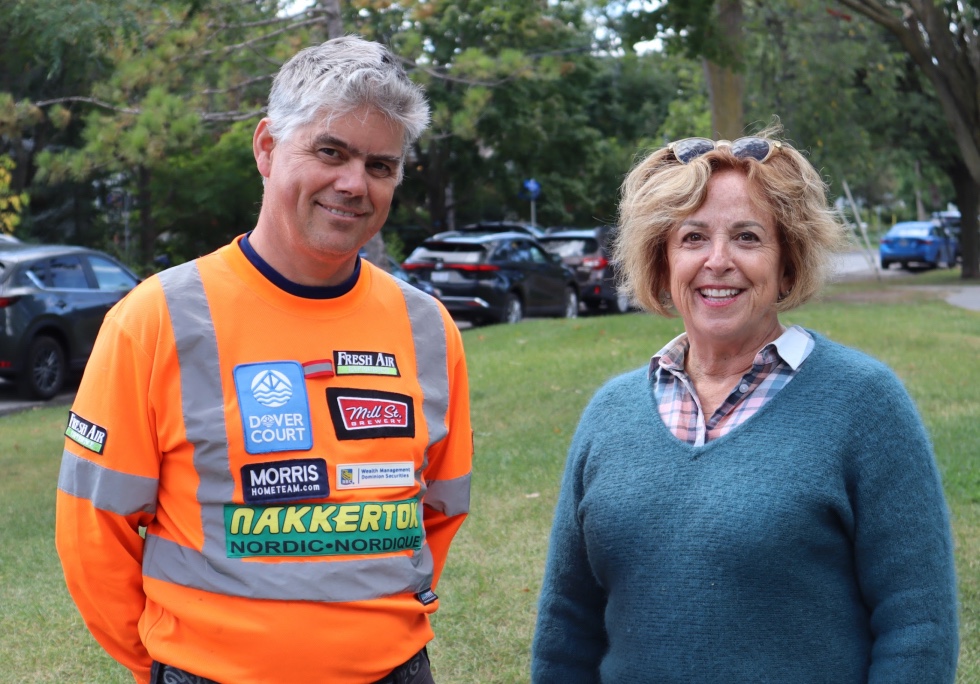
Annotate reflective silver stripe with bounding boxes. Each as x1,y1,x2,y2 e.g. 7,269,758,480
58,449,157,515
142,261,450,601
394,278,450,451
424,473,471,517
144,533,435,602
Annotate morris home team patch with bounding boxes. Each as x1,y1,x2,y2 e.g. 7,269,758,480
326,388,415,440
65,411,108,454
241,458,329,505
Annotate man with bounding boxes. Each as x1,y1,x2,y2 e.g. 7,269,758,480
56,36,472,684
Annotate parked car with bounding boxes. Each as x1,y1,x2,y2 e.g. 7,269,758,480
402,232,578,325
879,220,957,270
381,254,441,299
0,234,21,244
0,243,140,399
538,227,630,314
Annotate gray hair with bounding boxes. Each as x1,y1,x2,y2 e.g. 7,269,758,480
266,36,430,157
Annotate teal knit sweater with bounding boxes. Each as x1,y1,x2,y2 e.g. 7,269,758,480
532,333,957,683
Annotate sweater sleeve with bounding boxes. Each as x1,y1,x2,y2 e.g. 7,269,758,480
56,308,160,684
847,362,958,683
531,402,609,683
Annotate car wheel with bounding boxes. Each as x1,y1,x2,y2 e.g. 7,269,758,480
19,335,66,400
502,294,523,324
613,292,631,314
880,259,891,270
563,287,579,319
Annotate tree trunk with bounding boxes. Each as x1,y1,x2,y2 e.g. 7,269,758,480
317,0,344,40
952,173,979,279
703,0,744,139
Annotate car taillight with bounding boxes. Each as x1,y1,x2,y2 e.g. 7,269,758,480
445,264,499,272
402,263,427,270
0,296,20,308
582,256,608,270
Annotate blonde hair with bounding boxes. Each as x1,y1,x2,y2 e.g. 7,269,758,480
614,128,847,316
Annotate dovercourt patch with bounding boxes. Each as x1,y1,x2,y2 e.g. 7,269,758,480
326,388,415,440
234,361,313,454
333,350,400,377
65,411,108,455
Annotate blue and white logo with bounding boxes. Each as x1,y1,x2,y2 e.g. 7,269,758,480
251,369,293,407
234,362,313,454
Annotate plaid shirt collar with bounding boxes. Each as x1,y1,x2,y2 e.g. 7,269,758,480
649,325,811,377
647,325,814,446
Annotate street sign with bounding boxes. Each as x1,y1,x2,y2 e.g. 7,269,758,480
522,178,541,200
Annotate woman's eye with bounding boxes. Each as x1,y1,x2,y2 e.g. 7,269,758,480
737,232,759,242
683,232,704,243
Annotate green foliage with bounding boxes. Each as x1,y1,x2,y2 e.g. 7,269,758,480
0,155,29,233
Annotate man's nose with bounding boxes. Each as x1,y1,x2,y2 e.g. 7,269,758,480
333,161,369,196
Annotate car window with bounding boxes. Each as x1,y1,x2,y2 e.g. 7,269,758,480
50,256,91,289
407,243,486,264
88,255,138,291
541,238,598,258
528,244,550,264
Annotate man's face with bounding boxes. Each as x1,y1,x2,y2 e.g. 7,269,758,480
253,107,405,281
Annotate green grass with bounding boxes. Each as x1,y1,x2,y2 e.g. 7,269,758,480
1,283,978,683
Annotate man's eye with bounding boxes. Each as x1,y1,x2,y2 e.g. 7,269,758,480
369,162,394,177
319,148,340,158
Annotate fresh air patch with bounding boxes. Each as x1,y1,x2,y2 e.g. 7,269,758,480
333,350,400,377
234,361,313,454
326,388,415,440
65,411,108,455
241,458,329,504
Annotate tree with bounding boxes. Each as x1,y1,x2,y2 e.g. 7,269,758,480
614,0,747,138
835,0,980,278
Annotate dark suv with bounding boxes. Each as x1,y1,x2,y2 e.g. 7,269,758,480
539,227,630,314
0,243,140,399
402,232,578,325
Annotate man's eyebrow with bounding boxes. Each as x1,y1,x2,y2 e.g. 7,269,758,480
312,133,402,165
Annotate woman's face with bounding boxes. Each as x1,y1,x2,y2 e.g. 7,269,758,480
666,170,789,353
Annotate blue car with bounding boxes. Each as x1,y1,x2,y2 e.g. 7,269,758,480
879,221,957,270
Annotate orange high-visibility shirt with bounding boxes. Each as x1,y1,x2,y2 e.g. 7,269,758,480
57,238,472,684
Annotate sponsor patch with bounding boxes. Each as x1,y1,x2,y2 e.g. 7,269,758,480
327,388,415,440
333,350,400,377
416,588,438,606
234,362,313,454
224,497,423,558
65,411,108,454
337,462,415,490
241,458,329,504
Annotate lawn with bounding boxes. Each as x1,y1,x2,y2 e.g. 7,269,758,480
1,278,978,683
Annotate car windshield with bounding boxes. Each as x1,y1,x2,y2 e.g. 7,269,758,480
407,242,487,264
540,238,599,258
887,225,931,238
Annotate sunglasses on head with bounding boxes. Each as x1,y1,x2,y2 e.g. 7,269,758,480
667,136,782,164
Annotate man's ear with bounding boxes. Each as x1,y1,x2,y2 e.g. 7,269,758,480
253,118,275,178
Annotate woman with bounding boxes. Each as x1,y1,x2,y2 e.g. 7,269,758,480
531,133,958,683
